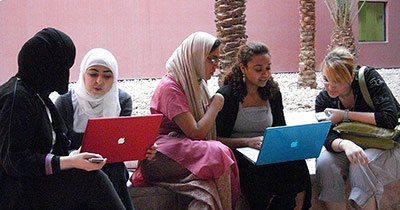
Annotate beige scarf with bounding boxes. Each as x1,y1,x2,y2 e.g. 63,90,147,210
166,32,217,139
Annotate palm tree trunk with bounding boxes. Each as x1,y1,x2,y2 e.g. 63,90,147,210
323,0,366,62
215,0,248,86
298,0,317,89
328,25,359,61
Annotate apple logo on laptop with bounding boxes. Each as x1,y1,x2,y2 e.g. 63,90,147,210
118,137,126,145
290,140,298,148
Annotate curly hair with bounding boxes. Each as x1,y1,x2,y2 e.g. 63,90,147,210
222,42,280,102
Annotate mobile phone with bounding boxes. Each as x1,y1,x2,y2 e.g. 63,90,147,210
315,111,331,122
88,157,105,163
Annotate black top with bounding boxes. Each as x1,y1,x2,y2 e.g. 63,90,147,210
1,27,76,180
55,89,133,150
216,84,286,138
0,77,69,178
315,66,400,152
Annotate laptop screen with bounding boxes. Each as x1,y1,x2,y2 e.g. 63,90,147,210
81,114,162,163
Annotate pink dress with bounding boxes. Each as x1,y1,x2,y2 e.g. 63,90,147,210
133,74,240,207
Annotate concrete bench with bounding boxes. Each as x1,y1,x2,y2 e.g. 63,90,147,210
128,112,400,210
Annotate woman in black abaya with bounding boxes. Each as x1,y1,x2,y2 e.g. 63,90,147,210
0,28,126,210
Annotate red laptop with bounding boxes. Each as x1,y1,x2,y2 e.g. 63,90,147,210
81,114,162,163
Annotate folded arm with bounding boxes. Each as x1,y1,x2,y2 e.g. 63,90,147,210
173,93,224,139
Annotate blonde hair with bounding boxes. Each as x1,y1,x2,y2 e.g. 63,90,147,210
321,47,355,85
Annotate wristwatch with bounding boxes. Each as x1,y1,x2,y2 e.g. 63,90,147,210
343,109,350,122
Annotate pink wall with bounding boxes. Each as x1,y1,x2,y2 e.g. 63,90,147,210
246,1,301,73
0,0,399,84
0,0,216,83
245,0,400,72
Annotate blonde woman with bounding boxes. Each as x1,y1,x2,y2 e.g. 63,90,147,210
315,47,400,210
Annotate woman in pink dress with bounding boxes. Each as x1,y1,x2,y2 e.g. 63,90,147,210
132,32,240,210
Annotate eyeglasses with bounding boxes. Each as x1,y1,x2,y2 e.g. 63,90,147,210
207,56,220,65
322,76,341,87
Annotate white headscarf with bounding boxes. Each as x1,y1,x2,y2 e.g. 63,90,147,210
72,48,121,132
166,32,217,139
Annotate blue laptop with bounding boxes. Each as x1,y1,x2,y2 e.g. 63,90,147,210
236,121,331,165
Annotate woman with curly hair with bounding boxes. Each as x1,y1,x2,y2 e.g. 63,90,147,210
216,42,311,210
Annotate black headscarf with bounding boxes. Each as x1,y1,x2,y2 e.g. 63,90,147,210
16,27,76,96
15,28,75,154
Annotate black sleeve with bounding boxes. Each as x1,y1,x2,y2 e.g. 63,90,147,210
54,93,68,126
118,89,132,117
216,85,236,138
364,67,400,128
270,91,286,127
0,88,59,177
315,91,341,152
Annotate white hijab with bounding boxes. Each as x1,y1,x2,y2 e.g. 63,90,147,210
72,48,121,132
166,32,217,139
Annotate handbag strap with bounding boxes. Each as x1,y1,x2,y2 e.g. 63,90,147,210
358,67,400,126
358,66,376,111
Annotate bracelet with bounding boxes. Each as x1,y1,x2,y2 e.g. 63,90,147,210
337,139,344,151
343,109,350,122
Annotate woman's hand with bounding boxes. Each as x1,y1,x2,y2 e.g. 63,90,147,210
146,143,158,160
69,147,81,156
60,152,106,171
247,136,264,150
340,140,369,164
246,136,263,150
208,93,224,112
325,108,345,125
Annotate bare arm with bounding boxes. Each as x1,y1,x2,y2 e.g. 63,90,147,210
325,108,376,125
331,138,369,165
173,93,224,139
347,111,376,125
218,136,263,150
